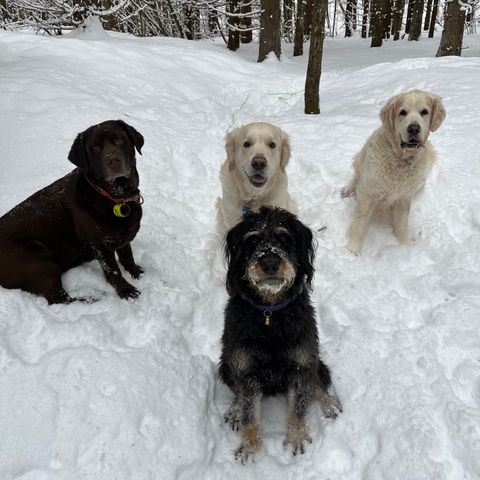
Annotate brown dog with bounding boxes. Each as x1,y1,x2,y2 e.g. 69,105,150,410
0,120,145,304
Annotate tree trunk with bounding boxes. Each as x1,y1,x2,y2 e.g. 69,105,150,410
227,0,240,50
370,0,384,46
284,0,295,40
362,0,369,38
304,0,314,36
405,0,413,34
294,0,305,55
383,0,392,38
423,0,433,30
392,0,405,40
240,1,252,43
436,0,466,56
428,0,438,38
258,0,281,62
408,0,424,40
345,0,357,37
304,0,327,114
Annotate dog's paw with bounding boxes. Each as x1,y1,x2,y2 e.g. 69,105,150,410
127,264,144,279
283,422,312,456
117,283,140,300
346,240,361,256
224,406,240,431
318,388,343,419
234,440,260,464
341,186,355,198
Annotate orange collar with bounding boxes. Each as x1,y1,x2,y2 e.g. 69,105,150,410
84,174,143,205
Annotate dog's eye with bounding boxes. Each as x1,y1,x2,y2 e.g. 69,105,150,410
269,142,276,149
399,109,407,116
243,141,251,148
420,109,429,116
90,145,101,152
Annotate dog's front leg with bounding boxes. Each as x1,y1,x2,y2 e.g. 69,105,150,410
234,377,262,464
284,375,315,455
347,197,375,255
392,198,412,245
93,246,140,299
117,243,144,279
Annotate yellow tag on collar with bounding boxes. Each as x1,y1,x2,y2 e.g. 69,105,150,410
113,203,130,218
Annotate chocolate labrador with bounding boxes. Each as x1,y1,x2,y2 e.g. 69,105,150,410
0,120,145,304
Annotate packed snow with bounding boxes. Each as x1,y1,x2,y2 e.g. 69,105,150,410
1,22,480,480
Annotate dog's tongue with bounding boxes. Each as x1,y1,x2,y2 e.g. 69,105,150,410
252,174,267,184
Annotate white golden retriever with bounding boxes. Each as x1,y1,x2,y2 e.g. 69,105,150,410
342,90,446,255
217,122,294,232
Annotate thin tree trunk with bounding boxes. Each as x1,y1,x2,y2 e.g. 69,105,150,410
258,0,281,62
370,0,383,46
383,0,392,38
405,0,413,34
305,0,327,114
423,0,433,30
304,0,314,36
428,0,438,37
392,0,405,40
294,0,305,55
345,0,357,37
284,0,295,40
436,0,466,56
227,0,240,50
240,1,252,43
362,0,369,38
408,0,424,40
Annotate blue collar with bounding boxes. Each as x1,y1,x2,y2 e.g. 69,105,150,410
241,285,304,326
242,201,252,215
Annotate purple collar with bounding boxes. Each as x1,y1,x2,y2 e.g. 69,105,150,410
241,285,304,325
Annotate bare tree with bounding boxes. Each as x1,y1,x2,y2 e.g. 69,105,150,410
227,0,240,50
257,0,281,62
304,0,327,114
361,0,369,37
370,0,384,46
428,0,439,36
437,0,467,56
345,0,357,36
294,0,305,55
408,0,424,40
424,0,433,29
405,0,414,33
392,0,405,40
240,0,253,43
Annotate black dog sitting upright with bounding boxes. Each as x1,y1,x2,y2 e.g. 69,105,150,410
0,120,144,304
220,206,341,463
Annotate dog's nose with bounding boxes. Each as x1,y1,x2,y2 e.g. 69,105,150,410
251,156,267,171
259,256,281,275
407,123,421,136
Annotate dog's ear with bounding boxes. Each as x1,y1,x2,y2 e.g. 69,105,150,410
290,215,316,288
68,126,94,170
428,94,446,132
225,129,238,172
379,95,399,135
280,130,291,173
117,120,144,155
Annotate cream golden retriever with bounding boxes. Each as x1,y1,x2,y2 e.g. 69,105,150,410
342,90,446,255
217,122,294,232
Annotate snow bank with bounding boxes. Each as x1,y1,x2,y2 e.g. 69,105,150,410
0,29,479,480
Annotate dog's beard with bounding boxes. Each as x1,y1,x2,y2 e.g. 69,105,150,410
245,258,296,304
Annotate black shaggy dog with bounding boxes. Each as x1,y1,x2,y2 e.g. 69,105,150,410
219,207,341,463
0,120,144,304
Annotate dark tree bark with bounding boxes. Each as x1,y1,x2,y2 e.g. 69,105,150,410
436,0,466,56
392,0,405,40
240,1,252,43
258,0,281,62
345,0,358,37
383,0,392,38
294,0,305,56
405,0,414,33
428,0,438,37
362,0,370,38
304,0,314,36
227,0,240,50
423,0,433,30
304,0,327,114
370,0,384,46
408,0,424,40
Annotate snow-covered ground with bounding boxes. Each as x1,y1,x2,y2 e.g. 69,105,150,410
1,24,480,480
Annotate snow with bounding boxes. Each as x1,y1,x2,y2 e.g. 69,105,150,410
1,24,480,480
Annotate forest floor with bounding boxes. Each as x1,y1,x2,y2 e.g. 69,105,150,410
0,24,480,480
